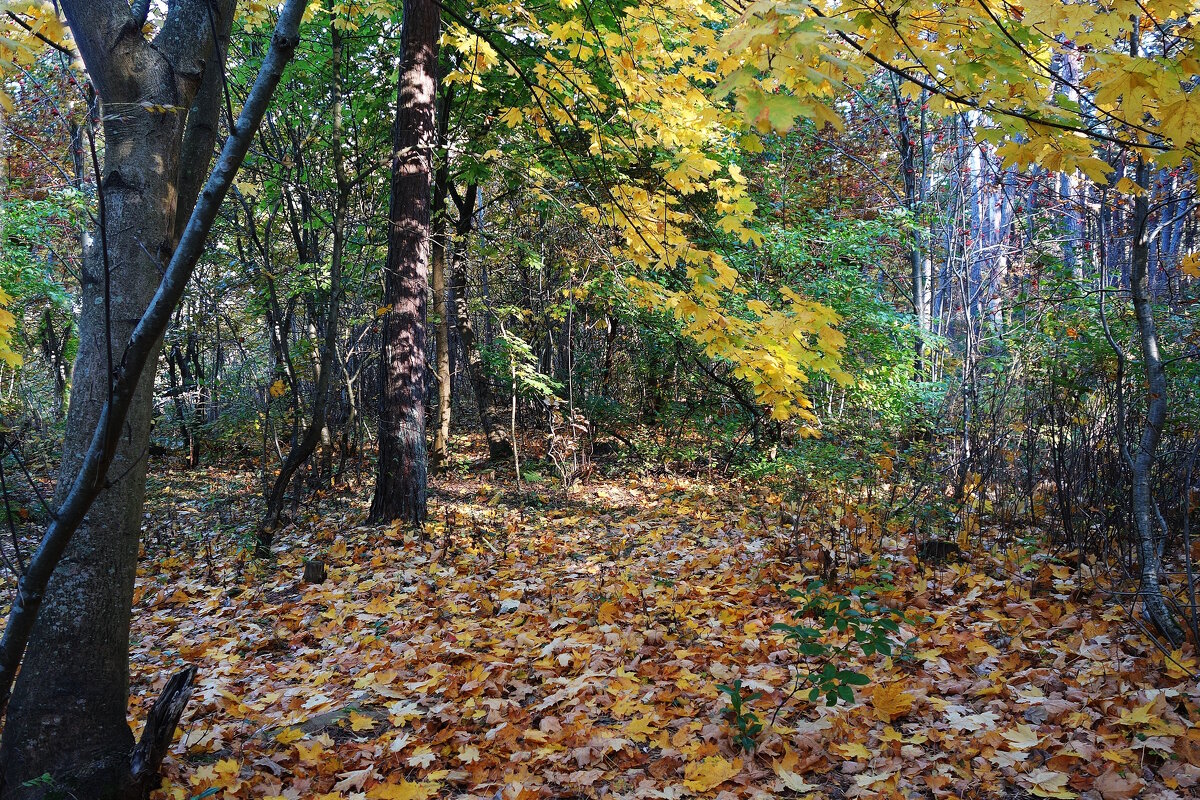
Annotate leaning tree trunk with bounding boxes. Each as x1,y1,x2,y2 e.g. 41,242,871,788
369,0,440,524
1129,160,1185,646
448,184,513,460
257,17,351,552
0,0,306,795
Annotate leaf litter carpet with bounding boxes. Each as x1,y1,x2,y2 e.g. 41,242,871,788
133,470,1200,800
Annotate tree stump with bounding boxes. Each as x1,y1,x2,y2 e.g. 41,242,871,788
303,559,327,584
129,664,198,796
917,539,962,564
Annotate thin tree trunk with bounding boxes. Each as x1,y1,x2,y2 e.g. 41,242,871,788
430,85,454,472
448,184,512,460
1130,159,1185,645
369,0,440,524
258,16,351,550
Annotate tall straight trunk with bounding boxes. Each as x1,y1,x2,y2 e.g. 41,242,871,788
370,0,440,524
448,184,512,459
1130,160,1184,645
0,0,235,795
430,86,454,472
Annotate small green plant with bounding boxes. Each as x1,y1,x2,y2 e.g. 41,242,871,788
717,678,763,752
772,580,905,714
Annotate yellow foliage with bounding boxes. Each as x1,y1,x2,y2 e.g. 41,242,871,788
681,755,741,792
870,683,915,722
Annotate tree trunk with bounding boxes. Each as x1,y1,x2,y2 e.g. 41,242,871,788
369,0,440,524
0,117,176,800
430,86,454,472
258,18,351,551
448,185,512,460
1130,160,1185,646
0,0,305,794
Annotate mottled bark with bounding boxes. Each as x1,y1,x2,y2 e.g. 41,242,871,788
1130,161,1185,646
0,0,304,795
370,0,440,524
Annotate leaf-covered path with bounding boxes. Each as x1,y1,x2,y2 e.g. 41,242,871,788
135,467,1200,800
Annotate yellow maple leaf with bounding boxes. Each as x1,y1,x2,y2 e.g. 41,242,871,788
1181,253,1200,280
348,710,376,731
597,600,620,624
1001,724,1041,750
368,781,438,800
626,715,657,743
1114,177,1147,196
274,726,304,745
1025,767,1076,798
682,755,741,792
832,741,872,760
268,379,286,398
1116,699,1158,728
295,740,324,763
870,683,915,722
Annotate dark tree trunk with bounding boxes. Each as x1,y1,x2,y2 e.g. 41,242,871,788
39,310,71,420
369,0,441,524
257,20,351,552
448,184,512,460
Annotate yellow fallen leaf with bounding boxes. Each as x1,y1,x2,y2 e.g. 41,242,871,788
1001,724,1041,750
1116,699,1158,728
295,740,324,764
832,741,871,760
597,600,620,624
776,768,818,792
368,780,438,800
1026,768,1076,799
349,710,376,731
1165,648,1198,679
407,745,436,768
274,727,304,745
682,755,741,792
871,683,915,722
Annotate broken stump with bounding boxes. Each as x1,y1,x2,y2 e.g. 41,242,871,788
303,559,327,584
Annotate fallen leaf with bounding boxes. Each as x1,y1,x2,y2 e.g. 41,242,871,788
871,683,915,722
682,755,741,792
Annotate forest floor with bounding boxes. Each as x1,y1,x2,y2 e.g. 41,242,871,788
127,441,1200,800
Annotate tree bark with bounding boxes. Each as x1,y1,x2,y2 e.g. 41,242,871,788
369,0,440,524
449,184,512,460
258,17,351,551
430,86,453,472
0,0,304,794
1130,160,1185,646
